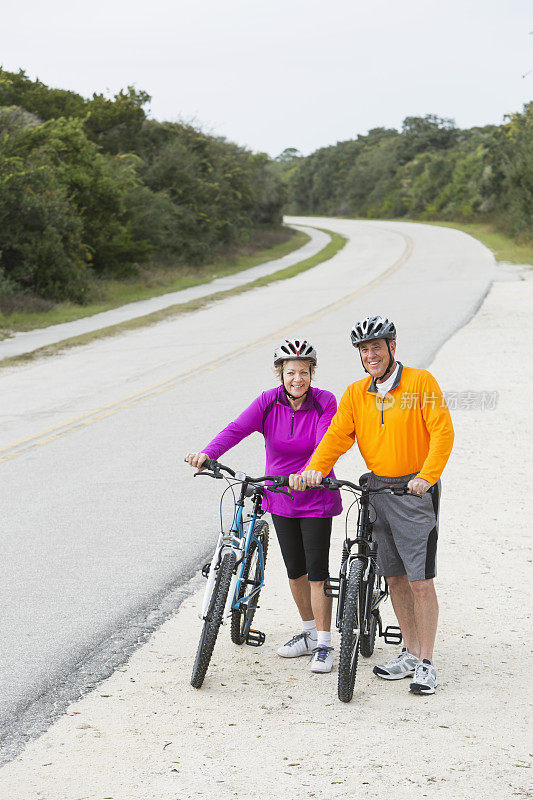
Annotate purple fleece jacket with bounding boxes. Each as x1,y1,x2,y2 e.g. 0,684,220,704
203,386,342,518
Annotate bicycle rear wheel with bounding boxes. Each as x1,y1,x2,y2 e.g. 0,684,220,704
338,558,364,703
231,521,269,645
190,551,235,688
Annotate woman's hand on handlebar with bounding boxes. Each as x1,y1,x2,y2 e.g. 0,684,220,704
185,451,210,471
289,473,305,491
289,470,324,491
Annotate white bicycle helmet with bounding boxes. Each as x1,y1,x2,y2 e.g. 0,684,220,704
273,338,317,366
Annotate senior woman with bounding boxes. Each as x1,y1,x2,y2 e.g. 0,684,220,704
185,338,342,674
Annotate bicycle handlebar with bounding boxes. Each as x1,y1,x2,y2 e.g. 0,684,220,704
196,458,234,477
190,458,290,492
322,476,416,496
186,459,420,497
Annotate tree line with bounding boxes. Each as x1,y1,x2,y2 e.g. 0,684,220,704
0,69,285,304
2,68,530,308
280,106,533,240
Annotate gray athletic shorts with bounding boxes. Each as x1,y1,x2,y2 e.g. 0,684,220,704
366,472,440,582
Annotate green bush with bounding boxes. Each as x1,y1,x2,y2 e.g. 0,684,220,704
0,69,285,303
1,116,150,290
500,103,533,237
0,153,90,301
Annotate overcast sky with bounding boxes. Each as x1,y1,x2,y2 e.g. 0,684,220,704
1,0,531,156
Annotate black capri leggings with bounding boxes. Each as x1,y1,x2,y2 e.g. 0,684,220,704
271,514,332,582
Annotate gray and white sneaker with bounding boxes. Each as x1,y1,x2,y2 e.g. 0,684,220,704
277,631,316,658
409,659,438,694
373,647,418,680
309,646,334,673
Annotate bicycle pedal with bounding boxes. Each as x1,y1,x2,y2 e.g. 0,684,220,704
201,563,210,579
245,629,266,647
323,577,340,598
382,625,402,645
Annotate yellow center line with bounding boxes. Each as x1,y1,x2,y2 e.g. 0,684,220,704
0,228,413,465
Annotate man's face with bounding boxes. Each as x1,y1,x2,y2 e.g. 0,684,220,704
358,338,396,378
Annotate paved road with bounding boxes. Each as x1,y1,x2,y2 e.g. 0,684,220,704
0,217,495,762
0,225,328,359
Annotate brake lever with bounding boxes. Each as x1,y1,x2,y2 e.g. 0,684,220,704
267,487,294,498
277,489,294,498
194,470,222,479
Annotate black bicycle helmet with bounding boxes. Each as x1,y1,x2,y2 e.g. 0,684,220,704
350,316,396,347
350,316,397,380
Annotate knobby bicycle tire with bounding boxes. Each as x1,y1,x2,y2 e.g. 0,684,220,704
338,558,365,703
190,551,236,688
230,521,269,645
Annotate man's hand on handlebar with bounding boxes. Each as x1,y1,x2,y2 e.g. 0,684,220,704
185,451,210,471
289,470,324,491
407,476,431,495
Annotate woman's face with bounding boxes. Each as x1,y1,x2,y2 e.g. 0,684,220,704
282,359,312,398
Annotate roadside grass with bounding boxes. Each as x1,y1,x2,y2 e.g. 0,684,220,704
0,228,346,369
0,226,309,336
397,219,533,266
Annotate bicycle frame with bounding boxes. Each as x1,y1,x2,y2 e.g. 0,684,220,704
329,486,389,635
325,478,410,648
201,482,266,624
190,458,288,687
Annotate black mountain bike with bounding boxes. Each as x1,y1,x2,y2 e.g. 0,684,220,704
322,476,414,703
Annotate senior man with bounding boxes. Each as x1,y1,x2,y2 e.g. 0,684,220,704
290,316,454,695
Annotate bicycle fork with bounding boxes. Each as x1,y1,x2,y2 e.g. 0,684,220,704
221,506,247,625
221,513,260,624
200,532,224,619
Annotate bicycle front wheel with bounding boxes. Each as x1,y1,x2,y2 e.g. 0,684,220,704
231,521,269,645
338,558,364,703
190,551,235,688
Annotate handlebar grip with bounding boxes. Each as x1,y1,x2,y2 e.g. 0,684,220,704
322,477,341,490
184,455,217,471
391,485,423,496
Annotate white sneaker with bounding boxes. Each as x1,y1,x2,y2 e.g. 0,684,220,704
309,646,334,673
410,659,438,694
373,647,418,680
277,631,316,658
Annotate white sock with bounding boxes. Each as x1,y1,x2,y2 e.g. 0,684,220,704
302,620,317,639
316,631,331,648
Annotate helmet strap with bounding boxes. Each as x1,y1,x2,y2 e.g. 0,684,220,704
358,341,395,381
379,341,395,381
281,363,311,401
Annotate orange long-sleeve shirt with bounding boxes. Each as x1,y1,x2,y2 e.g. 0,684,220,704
307,364,454,485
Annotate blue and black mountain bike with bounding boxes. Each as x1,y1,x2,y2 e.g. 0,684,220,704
190,459,289,688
